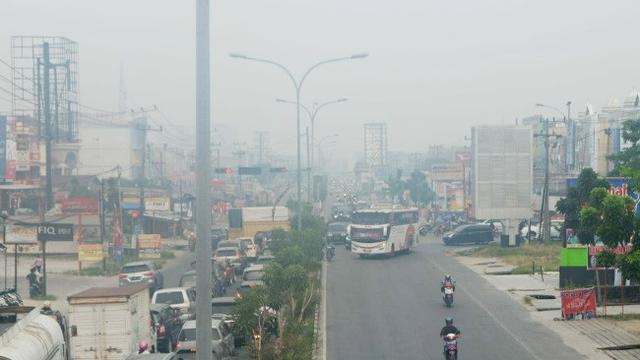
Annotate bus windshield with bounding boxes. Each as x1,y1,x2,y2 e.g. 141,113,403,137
351,212,390,225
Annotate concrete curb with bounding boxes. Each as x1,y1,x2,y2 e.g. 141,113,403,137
312,260,327,360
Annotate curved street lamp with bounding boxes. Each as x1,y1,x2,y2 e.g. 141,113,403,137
230,52,367,230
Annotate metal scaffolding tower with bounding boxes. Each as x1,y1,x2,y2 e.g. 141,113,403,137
364,122,387,169
11,36,79,141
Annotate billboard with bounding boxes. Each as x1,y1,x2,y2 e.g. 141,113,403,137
78,243,104,262
137,233,161,259
561,287,596,320
472,126,533,220
5,224,38,244
62,197,99,215
567,177,640,213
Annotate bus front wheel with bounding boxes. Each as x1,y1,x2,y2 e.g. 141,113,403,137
390,244,396,257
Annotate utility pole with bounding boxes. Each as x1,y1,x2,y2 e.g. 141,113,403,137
42,43,53,210
178,179,183,236
195,0,213,357
306,127,311,202
567,101,574,172
534,118,561,243
99,179,106,271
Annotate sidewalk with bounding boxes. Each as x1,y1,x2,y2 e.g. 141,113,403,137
456,255,640,360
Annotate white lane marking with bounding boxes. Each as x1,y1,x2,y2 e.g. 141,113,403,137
427,253,543,360
321,258,328,360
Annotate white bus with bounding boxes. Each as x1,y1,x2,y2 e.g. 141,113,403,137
349,207,419,257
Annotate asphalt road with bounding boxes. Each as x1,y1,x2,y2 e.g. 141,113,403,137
326,235,585,360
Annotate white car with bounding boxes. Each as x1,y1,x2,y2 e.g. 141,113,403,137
237,237,258,260
151,287,196,316
175,318,235,360
520,222,562,240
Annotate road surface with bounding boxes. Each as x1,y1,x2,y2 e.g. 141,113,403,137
326,235,584,360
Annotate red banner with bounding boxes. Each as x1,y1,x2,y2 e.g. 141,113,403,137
561,287,596,320
62,197,99,215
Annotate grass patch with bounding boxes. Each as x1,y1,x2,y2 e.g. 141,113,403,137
605,313,640,321
459,243,561,271
161,250,176,259
173,245,187,251
523,296,533,306
32,294,57,301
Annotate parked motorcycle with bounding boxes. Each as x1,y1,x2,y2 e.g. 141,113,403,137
443,333,458,360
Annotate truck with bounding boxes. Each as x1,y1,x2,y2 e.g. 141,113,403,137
228,206,290,239
67,285,152,360
0,306,66,360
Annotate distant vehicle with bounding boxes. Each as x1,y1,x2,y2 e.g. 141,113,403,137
479,219,504,233
254,230,272,248
150,303,183,353
175,318,234,360
213,247,245,273
251,254,275,266
350,207,419,257
326,222,349,244
236,237,258,260
119,261,164,293
211,296,237,317
519,221,562,240
239,265,265,294
443,224,493,245
126,354,177,360
151,287,196,316
179,269,224,297
210,225,228,247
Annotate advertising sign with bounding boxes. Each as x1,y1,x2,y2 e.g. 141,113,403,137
4,224,38,244
37,223,74,242
587,245,633,270
145,197,171,211
429,163,463,181
567,177,640,213
78,243,104,262
62,197,99,215
137,233,161,259
561,287,596,320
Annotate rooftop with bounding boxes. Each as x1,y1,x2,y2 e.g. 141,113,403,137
68,285,148,299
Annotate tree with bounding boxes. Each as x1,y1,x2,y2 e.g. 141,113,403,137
556,168,610,236
609,119,640,173
407,170,434,206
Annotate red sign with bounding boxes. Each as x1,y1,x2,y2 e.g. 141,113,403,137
561,287,596,320
131,210,139,219
62,197,99,215
455,151,472,162
588,245,632,270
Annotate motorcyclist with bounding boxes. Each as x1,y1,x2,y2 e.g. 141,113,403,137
138,340,151,354
440,317,461,355
326,243,335,261
441,274,456,293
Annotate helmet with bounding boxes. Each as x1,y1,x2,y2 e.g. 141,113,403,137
138,340,149,353
445,317,454,326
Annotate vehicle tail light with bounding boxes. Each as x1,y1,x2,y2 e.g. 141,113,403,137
158,324,166,337
143,272,153,277
176,342,182,349
118,274,127,279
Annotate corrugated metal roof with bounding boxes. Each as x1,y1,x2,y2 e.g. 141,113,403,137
68,285,148,299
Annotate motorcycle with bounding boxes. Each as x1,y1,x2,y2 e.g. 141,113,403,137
443,333,458,360
326,246,335,262
443,286,454,307
418,224,433,236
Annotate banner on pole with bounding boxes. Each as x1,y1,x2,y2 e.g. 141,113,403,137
561,287,596,320
78,243,104,262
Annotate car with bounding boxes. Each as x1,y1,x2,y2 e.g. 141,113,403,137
443,224,493,245
179,269,225,297
150,303,183,353
118,261,164,293
236,237,258,260
254,230,272,249
239,265,265,293
326,222,349,244
126,353,177,360
210,225,228,248
175,318,235,360
519,221,562,240
480,219,504,233
211,296,237,317
213,246,245,274
251,254,275,266
151,287,196,316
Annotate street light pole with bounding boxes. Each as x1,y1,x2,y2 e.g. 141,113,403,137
276,98,347,172
195,0,212,358
230,53,367,230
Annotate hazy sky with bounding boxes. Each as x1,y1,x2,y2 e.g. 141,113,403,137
2,0,640,159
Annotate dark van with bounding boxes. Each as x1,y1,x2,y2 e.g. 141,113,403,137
443,224,493,245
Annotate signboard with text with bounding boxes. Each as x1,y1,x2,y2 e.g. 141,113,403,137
62,197,99,215
567,177,640,213
561,287,596,320
4,224,38,244
37,223,74,242
78,243,104,262
137,233,161,259
587,245,632,270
